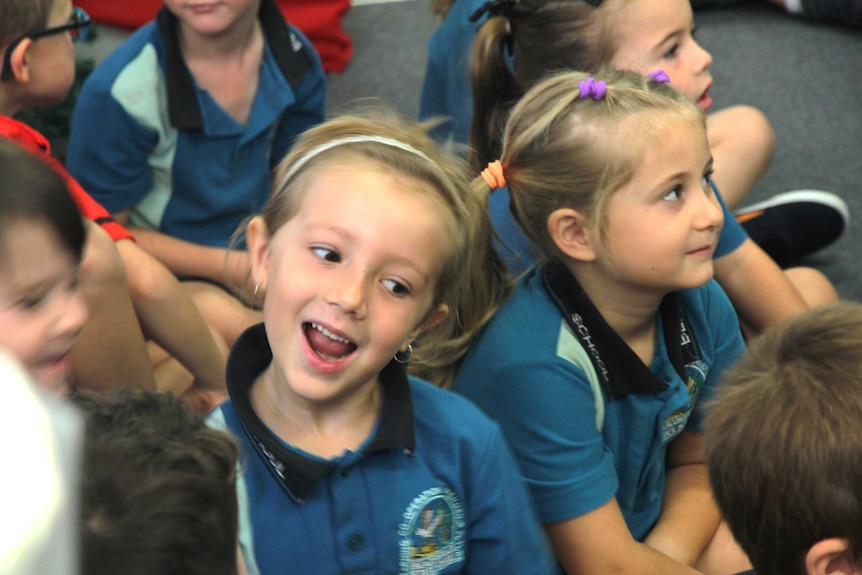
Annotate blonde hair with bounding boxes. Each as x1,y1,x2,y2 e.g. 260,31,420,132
496,68,703,260
705,301,862,575
263,110,509,388
470,0,621,168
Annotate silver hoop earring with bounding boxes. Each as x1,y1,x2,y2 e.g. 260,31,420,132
394,344,413,364
254,283,260,298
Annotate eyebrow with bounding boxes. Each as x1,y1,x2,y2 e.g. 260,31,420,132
650,156,715,194
653,29,683,53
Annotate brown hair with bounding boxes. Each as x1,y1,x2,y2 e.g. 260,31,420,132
0,140,86,263
0,0,54,47
704,302,862,575
470,0,621,168
72,387,240,575
263,109,509,388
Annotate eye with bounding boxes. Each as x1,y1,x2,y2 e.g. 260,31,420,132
312,247,340,263
701,170,715,192
381,279,411,297
691,25,700,39
18,293,46,310
663,43,680,59
662,186,682,202
66,269,81,292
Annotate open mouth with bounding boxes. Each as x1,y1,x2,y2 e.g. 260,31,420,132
697,85,713,110
304,322,357,361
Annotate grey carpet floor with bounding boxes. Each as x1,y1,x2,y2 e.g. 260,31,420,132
328,0,862,300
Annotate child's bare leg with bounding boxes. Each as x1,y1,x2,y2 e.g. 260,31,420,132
183,280,262,349
707,105,776,210
784,266,840,307
740,267,839,339
73,221,156,392
115,239,228,395
695,521,752,575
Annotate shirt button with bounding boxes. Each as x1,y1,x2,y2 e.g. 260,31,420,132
347,533,364,552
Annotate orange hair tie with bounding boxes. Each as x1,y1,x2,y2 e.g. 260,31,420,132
481,160,507,190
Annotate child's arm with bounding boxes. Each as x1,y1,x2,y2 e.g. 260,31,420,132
116,213,252,296
713,238,809,333
114,239,228,398
463,425,560,575
642,430,719,565
545,498,703,575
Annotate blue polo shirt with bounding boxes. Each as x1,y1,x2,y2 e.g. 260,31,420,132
67,0,326,248
452,263,744,539
208,324,561,575
419,0,489,144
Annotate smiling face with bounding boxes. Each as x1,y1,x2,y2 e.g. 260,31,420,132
0,220,88,395
608,0,714,110
248,162,452,409
595,111,722,294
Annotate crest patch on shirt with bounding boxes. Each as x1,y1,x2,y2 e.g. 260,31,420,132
662,359,709,442
398,486,465,575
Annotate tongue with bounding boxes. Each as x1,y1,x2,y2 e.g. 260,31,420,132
307,327,355,359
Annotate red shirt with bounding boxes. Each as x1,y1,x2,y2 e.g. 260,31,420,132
0,116,133,241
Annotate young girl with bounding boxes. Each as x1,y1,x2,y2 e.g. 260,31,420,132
452,69,750,575
0,140,88,396
207,111,557,575
423,0,840,336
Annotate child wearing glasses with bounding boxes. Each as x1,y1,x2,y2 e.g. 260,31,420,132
0,0,229,410
65,0,327,352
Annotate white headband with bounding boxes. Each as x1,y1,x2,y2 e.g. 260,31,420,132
275,135,436,193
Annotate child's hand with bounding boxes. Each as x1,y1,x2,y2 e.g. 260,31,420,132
180,383,229,415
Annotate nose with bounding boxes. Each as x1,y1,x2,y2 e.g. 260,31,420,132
693,186,723,232
53,288,88,342
693,40,713,75
323,267,368,318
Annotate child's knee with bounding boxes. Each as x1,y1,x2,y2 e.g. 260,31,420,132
709,105,776,166
80,221,126,288
784,267,840,307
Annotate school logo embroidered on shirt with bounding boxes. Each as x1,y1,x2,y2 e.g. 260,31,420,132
398,487,466,575
662,359,709,442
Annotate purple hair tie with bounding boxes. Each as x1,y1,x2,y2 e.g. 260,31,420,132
647,69,670,84
578,77,607,101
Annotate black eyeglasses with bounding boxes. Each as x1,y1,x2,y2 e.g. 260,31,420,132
1,6,91,82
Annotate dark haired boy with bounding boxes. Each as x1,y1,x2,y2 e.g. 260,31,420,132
72,387,241,575
705,301,862,575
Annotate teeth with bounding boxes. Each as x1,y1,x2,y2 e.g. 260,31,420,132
310,323,351,344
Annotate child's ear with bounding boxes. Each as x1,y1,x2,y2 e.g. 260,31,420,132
246,216,271,293
805,538,860,575
547,207,597,262
6,39,33,83
407,303,449,343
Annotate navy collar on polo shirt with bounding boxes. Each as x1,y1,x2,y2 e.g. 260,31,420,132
226,323,416,504
541,261,701,400
156,0,314,130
